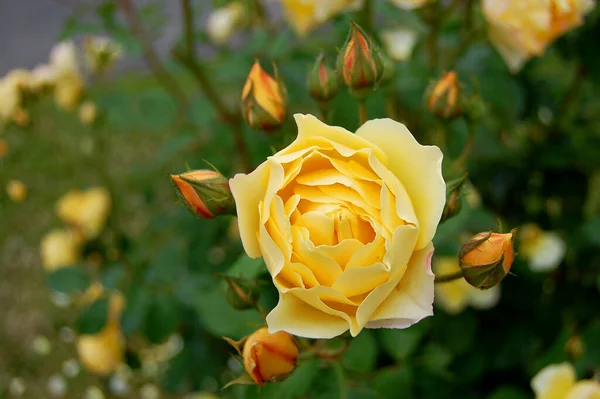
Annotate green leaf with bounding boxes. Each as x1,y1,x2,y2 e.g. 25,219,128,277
374,367,413,399
77,298,109,335
143,294,182,344
380,324,425,360
120,285,151,337
195,288,263,339
47,266,91,295
100,263,127,290
343,330,378,372
227,253,267,279
420,344,453,377
487,386,530,399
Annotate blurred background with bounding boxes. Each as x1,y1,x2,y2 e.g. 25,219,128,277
1,1,600,398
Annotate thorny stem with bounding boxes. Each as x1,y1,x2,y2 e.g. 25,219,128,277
176,0,253,173
435,270,464,283
358,100,367,126
452,121,476,172
117,0,188,116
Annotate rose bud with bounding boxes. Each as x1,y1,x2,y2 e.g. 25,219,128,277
426,71,463,120
441,174,468,222
242,327,299,385
224,276,261,311
336,22,384,97
241,60,287,131
307,53,339,107
459,229,517,289
171,170,235,219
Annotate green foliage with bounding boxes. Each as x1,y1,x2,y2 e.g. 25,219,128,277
3,1,600,398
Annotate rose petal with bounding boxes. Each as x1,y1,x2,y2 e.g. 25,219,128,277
365,242,434,329
356,119,445,250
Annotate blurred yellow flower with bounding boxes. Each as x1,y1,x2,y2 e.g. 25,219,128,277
184,393,220,399
207,2,245,44
31,63,58,91
520,224,566,272
380,28,419,62
434,257,501,314
77,295,125,376
79,101,98,125
49,41,84,111
6,179,27,202
483,0,595,72
40,228,81,271
0,69,32,124
56,187,111,241
83,36,123,74
389,0,431,9
532,362,600,399
279,0,363,36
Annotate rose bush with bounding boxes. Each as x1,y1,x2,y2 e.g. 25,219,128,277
231,114,445,338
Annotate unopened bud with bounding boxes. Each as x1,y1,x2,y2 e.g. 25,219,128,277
307,53,338,107
565,336,584,360
224,277,260,310
83,36,123,74
427,71,463,120
441,174,467,222
242,328,298,385
170,170,235,219
241,61,287,131
336,22,384,97
459,229,517,289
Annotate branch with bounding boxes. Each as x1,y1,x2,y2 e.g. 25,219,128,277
116,0,188,113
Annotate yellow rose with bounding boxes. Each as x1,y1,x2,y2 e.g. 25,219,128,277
520,223,566,272
83,36,123,74
6,179,27,202
532,362,600,399
483,0,595,73
380,28,419,62
40,228,81,271
49,41,85,110
434,257,501,314
206,2,245,44
389,0,431,9
279,0,363,36
0,70,29,124
230,114,445,338
56,187,111,240
77,292,125,376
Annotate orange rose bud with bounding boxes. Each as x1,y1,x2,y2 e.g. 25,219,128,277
241,60,287,131
242,327,299,386
336,22,384,97
427,71,463,120
307,53,338,106
459,229,517,289
170,169,235,219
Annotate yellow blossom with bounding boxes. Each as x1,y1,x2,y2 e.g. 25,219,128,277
206,2,245,44
56,187,111,240
532,362,600,399
279,0,363,36
435,257,501,314
230,114,445,338
49,41,85,111
40,228,81,271
483,0,595,72
6,179,27,202
83,36,123,74
79,101,98,125
520,224,566,272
